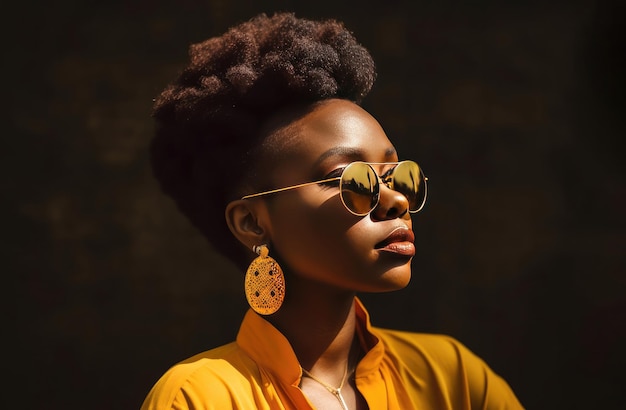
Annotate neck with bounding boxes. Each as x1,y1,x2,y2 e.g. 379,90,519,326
266,278,360,373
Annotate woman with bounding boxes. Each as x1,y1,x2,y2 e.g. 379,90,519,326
141,12,523,410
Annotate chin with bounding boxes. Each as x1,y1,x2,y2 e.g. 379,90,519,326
374,264,412,292
388,274,412,291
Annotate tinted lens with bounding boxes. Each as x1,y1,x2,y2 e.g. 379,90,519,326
340,162,380,215
390,161,426,213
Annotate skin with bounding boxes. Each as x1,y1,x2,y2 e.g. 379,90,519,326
226,99,415,410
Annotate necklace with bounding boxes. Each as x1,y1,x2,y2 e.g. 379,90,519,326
301,364,350,410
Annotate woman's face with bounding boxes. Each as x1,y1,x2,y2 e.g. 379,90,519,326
256,99,415,293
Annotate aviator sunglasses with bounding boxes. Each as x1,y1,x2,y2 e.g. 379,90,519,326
242,160,428,216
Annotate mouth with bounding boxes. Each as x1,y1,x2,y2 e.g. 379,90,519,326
375,227,415,256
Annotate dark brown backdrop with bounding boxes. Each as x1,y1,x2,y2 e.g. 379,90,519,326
6,0,625,409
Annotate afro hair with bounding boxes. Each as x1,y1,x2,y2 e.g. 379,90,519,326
150,12,377,268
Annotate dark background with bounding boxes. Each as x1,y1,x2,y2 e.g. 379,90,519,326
6,0,625,409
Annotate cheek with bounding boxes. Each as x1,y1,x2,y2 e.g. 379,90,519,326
267,193,368,273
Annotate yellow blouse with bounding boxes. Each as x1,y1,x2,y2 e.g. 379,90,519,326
141,298,523,409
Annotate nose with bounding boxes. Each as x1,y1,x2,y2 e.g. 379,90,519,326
371,183,409,220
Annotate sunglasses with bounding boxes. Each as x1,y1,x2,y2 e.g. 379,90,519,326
241,160,428,216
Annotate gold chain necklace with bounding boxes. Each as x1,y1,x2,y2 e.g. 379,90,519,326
301,364,350,410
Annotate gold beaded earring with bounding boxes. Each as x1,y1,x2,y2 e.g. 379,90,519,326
244,244,285,315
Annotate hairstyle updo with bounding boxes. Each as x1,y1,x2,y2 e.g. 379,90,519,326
151,12,377,268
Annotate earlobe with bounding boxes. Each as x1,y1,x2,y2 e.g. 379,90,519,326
225,199,267,250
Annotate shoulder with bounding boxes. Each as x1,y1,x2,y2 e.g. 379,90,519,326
376,329,476,363
373,328,524,409
374,328,477,373
140,342,260,410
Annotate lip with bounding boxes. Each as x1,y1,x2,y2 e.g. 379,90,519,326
375,227,415,256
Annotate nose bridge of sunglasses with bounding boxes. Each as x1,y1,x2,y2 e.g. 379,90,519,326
373,163,400,189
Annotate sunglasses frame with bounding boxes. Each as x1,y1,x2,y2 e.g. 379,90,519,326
241,161,428,216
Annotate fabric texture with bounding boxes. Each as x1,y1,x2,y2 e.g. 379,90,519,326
141,298,524,409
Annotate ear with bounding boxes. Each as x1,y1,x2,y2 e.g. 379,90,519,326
225,199,269,251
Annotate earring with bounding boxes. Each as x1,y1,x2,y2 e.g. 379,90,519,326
244,244,285,315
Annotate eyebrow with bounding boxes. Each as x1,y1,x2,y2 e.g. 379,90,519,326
314,146,398,167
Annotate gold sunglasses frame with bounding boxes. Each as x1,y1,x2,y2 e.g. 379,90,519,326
241,161,428,216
